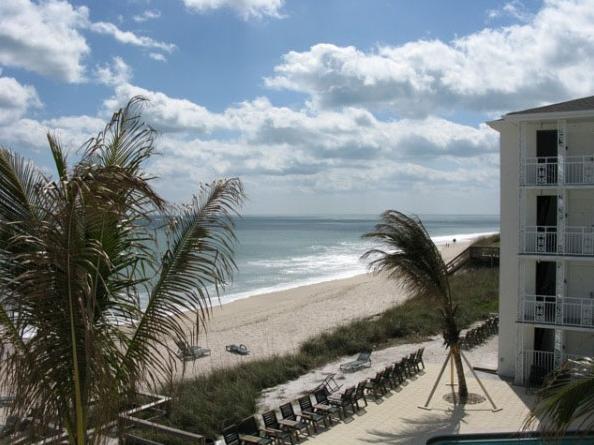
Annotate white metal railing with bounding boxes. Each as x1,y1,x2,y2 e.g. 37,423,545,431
522,226,594,256
565,155,594,185
523,155,594,186
523,157,558,186
522,226,558,254
521,349,587,385
520,295,594,328
565,226,594,255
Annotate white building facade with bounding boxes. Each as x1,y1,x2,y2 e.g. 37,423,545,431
489,97,594,385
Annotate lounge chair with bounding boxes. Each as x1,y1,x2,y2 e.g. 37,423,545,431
365,372,388,400
415,347,425,370
237,416,274,444
352,381,368,410
175,341,211,361
326,386,356,418
261,410,296,444
226,344,250,355
312,388,343,422
297,396,328,433
279,402,311,438
339,351,372,372
222,424,241,445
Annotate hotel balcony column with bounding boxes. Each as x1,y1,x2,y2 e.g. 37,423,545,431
557,119,567,187
554,259,567,368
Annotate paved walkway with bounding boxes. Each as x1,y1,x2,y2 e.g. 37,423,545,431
306,361,535,445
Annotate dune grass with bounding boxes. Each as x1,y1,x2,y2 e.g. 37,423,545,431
143,266,498,441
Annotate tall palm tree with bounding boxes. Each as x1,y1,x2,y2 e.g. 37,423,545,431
524,358,594,435
362,210,468,401
0,97,245,444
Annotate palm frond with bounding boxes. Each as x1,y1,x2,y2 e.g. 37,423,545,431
120,178,245,387
524,358,594,435
362,210,450,303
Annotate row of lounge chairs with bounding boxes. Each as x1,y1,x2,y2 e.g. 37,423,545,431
460,315,499,350
175,341,250,361
221,348,425,445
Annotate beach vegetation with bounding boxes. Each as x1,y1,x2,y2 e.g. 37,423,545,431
150,265,497,440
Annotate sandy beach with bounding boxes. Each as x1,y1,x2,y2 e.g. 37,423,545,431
173,238,476,379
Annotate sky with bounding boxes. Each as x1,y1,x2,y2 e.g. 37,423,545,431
1,0,593,216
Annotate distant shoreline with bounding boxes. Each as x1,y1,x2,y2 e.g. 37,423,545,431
215,230,499,306
171,234,486,381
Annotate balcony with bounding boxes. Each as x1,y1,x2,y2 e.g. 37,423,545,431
520,349,587,385
522,226,594,256
523,155,594,186
519,295,594,329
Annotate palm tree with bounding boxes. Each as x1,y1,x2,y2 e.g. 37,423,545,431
0,97,245,444
524,358,594,435
362,210,468,402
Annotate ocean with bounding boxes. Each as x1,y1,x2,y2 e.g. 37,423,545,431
214,214,499,304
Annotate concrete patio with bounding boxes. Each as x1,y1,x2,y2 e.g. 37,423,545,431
306,360,535,445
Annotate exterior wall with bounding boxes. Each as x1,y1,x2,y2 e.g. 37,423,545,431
564,331,594,356
567,189,594,226
567,262,594,298
497,120,520,379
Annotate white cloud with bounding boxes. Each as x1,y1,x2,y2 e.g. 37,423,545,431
0,114,104,152
95,57,133,86
0,0,90,82
0,75,42,124
266,0,594,116
182,0,285,20
133,9,161,22
89,21,176,53
487,1,533,22
98,79,497,197
149,52,167,62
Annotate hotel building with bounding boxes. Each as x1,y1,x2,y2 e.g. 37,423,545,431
489,96,594,384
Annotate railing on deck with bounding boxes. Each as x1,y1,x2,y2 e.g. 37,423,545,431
523,157,558,186
521,349,587,385
519,295,594,329
523,155,594,186
521,226,594,256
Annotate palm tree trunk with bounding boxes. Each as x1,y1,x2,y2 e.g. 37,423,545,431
451,343,468,402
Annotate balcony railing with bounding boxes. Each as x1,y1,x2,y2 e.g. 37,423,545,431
523,157,558,186
523,155,594,186
521,349,587,385
522,226,594,256
519,295,594,329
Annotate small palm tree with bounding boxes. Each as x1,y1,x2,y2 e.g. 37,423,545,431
525,358,594,435
0,97,245,444
362,210,468,401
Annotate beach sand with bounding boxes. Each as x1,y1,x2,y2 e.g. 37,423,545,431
172,238,475,380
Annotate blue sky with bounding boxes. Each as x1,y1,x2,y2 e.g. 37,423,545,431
1,0,591,215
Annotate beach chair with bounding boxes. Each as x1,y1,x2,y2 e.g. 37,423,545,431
312,388,343,422
237,416,274,445
279,402,311,438
175,340,210,361
326,386,356,418
365,372,387,400
415,347,426,370
297,396,329,433
261,410,296,445
339,351,372,372
222,424,241,445
352,381,368,410
226,344,250,355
